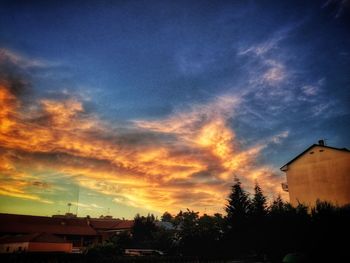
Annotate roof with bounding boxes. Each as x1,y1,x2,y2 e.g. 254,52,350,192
0,214,97,236
89,219,133,230
89,219,122,230
115,220,134,229
0,233,70,244
280,144,350,171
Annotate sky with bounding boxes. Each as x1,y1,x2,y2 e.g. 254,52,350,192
0,0,349,219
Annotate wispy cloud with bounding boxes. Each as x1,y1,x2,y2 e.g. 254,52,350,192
0,48,49,69
301,85,319,96
322,0,350,18
261,60,286,86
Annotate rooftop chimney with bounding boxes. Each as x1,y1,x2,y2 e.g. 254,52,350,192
318,139,325,146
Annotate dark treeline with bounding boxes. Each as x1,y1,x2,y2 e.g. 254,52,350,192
86,177,350,262
2,178,349,263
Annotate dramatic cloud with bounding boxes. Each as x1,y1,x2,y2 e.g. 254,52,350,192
0,49,289,215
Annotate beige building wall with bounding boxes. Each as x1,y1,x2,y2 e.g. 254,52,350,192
284,146,350,206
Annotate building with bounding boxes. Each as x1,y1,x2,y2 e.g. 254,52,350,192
0,213,98,249
88,217,134,242
280,140,350,206
0,233,72,253
0,213,133,253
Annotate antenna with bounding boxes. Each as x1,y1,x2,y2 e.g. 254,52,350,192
67,203,72,214
75,184,80,216
318,139,328,146
323,138,328,146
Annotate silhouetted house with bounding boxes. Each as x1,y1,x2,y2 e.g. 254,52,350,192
280,140,350,206
0,214,97,249
0,233,72,253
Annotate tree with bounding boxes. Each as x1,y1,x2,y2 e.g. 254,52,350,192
249,182,268,258
250,181,268,217
225,177,251,222
131,214,157,248
161,211,173,223
224,177,251,257
270,194,285,215
176,209,200,255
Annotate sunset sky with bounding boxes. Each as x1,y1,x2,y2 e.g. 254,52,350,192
0,0,349,219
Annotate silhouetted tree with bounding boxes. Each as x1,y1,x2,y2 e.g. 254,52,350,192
131,214,157,248
250,181,268,217
173,210,184,228
225,177,251,222
161,211,173,223
249,182,268,258
269,194,285,215
224,177,251,257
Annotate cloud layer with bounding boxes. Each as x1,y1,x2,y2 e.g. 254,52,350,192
0,49,289,215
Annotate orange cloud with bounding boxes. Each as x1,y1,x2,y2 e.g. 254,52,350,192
0,51,288,215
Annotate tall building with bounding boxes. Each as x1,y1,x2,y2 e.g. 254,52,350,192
280,140,350,206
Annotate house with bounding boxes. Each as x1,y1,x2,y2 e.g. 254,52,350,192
0,233,72,253
0,213,133,253
0,213,98,249
280,140,350,206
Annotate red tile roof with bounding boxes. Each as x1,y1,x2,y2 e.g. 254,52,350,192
89,219,133,230
89,219,122,230
115,220,134,229
0,214,97,236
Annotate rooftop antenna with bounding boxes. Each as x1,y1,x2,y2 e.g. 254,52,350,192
323,138,328,146
67,203,72,214
318,138,328,146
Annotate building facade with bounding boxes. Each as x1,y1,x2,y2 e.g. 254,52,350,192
280,140,350,206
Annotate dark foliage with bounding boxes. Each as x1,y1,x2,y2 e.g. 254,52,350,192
5,177,349,263
160,211,173,222
85,178,349,262
131,214,158,248
225,177,251,222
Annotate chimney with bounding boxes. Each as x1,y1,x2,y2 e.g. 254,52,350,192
318,139,324,146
